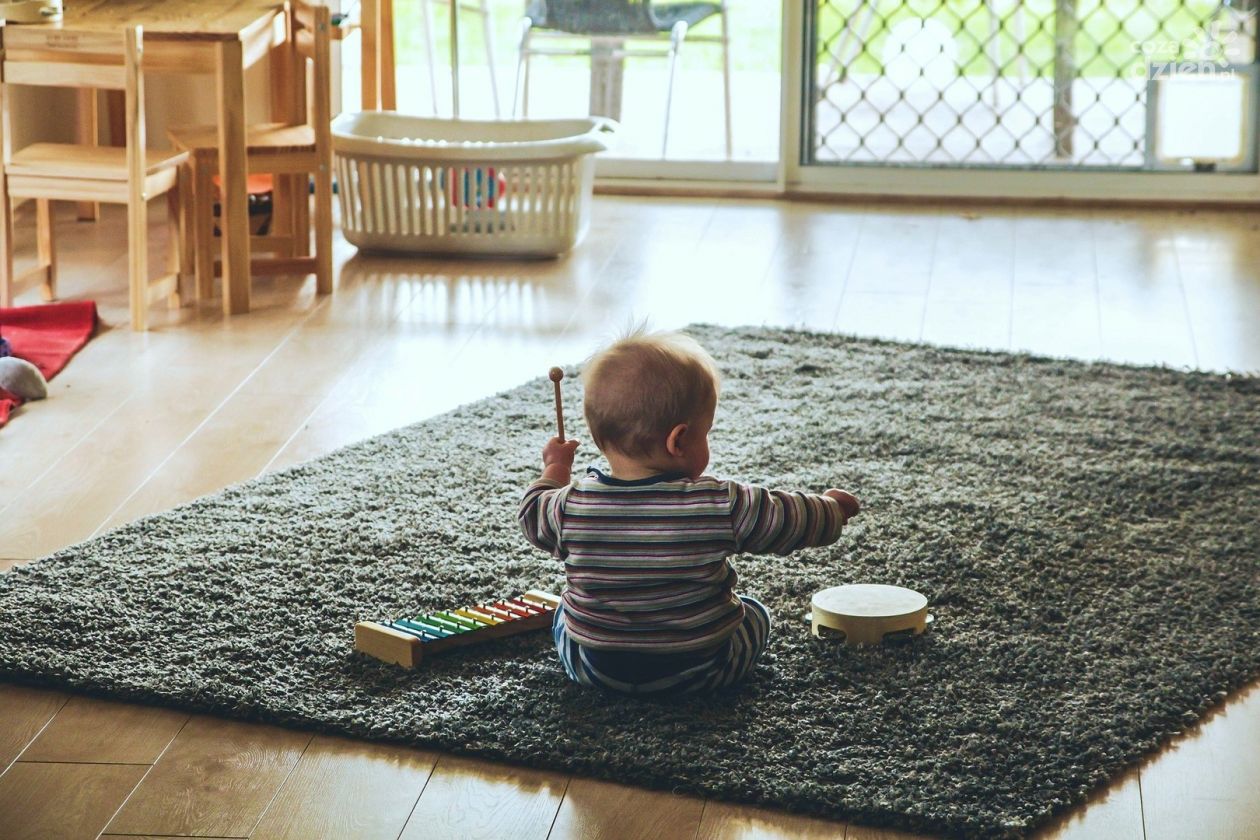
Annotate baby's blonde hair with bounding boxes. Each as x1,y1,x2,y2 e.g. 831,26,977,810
582,327,720,458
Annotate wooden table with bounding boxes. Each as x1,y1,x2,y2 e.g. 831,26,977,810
12,0,289,316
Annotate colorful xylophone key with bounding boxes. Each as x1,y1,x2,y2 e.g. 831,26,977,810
354,590,561,668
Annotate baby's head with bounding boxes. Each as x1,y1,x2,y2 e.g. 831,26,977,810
583,328,720,478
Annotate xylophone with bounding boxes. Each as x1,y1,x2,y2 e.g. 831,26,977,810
355,590,561,668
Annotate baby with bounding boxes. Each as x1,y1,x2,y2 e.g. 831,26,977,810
519,328,860,696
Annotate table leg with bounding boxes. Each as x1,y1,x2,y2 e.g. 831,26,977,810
361,0,379,109
381,0,396,110
359,0,396,111
217,39,251,316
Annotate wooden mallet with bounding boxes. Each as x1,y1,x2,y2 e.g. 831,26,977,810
548,366,565,440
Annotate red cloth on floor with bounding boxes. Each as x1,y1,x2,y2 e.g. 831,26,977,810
0,300,98,428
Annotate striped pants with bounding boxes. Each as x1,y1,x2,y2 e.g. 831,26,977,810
552,596,772,697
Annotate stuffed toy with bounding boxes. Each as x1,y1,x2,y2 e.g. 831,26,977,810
0,356,48,400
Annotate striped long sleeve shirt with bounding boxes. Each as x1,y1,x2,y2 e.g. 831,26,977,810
519,468,848,653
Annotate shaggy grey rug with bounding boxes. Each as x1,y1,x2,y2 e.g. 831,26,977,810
1,325,1258,839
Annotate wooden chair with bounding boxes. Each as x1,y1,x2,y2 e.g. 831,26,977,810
168,1,333,302
0,25,187,331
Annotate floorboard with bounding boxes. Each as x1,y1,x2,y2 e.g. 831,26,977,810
250,734,439,840
0,684,69,770
696,801,850,840
104,716,310,838
19,695,187,765
547,777,705,840
1139,682,1260,840
0,761,148,840
1030,769,1144,840
398,754,569,840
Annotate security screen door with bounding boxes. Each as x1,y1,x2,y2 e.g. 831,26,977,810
802,0,1258,175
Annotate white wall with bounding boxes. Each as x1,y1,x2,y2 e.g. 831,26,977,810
10,87,77,148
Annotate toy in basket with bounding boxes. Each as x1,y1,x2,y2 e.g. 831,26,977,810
808,584,934,645
331,112,615,257
439,166,508,208
435,166,511,234
355,590,561,668
0,0,62,23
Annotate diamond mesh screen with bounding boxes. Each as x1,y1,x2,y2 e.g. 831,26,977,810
809,0,1258,168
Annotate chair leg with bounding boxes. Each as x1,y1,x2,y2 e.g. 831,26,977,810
165,185,182,310
719,7,734,159
314,165,334,296
0,189,12,309
662,21,689,158
128,197,149,332
176,162,195,301
293,175,311,258
514,18,533,118
272,174,295,258
193,159,215,302
421,0,440,115
480,0,501,118
35,199,56,301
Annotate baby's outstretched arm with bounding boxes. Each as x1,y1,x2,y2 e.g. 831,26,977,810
731,483,859,555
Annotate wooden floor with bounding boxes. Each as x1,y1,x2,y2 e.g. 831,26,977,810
1,196,1258,840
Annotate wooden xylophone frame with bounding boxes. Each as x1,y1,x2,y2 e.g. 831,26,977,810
355,590,562,668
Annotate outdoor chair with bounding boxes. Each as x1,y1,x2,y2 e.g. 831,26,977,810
513,0,732,157
420,0,503,116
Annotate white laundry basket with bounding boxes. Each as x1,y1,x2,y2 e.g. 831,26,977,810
332,113,615,257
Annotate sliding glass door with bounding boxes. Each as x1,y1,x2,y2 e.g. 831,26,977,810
785,0,1260,200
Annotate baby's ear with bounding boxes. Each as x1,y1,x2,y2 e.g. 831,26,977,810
665,423,689,456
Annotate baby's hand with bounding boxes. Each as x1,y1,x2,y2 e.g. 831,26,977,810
543,436,579,470
824,488,861,520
